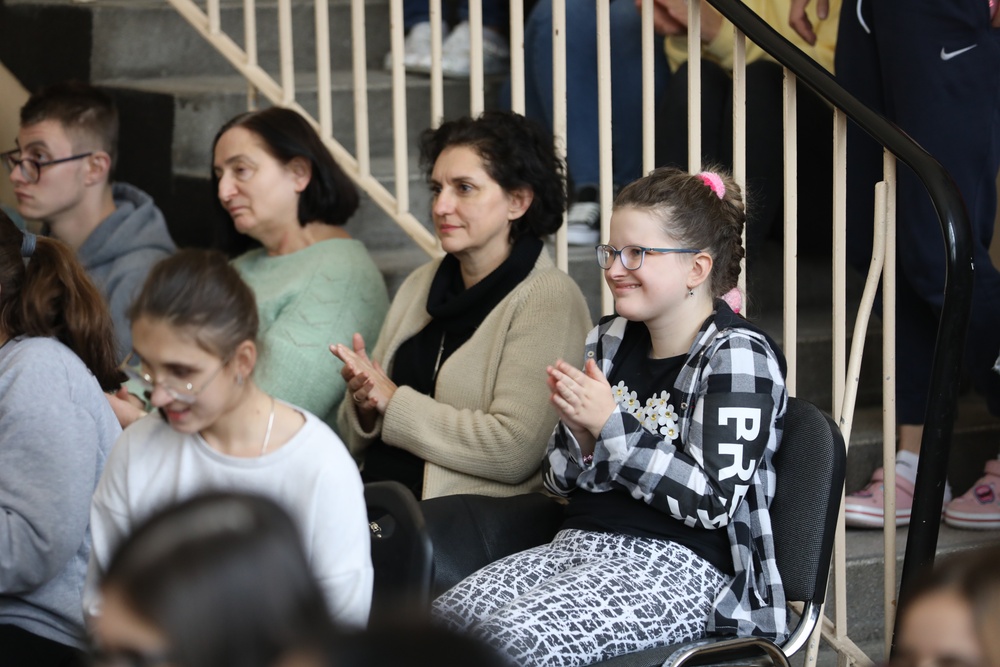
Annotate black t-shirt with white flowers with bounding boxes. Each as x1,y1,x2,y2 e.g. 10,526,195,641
562,324,733,575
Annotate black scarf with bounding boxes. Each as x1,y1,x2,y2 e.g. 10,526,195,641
390,235,543,396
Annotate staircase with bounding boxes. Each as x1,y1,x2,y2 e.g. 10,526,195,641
2,0,999,661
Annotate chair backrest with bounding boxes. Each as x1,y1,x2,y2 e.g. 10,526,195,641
419,492,564,598
570,397,848,667
768,397,847,654
364,481,433,625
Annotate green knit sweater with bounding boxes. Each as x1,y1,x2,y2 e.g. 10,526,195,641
234,238,389,434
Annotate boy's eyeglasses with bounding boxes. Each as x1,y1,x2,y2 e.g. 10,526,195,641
1,149,93,185
120,352,230,405
595,244,700,271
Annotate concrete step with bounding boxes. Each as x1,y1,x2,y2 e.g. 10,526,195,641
94,70,498,257
2,0,391,82
100,70,492,176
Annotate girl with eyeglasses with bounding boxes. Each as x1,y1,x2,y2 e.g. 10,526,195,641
0,211,122,665
85,249,372,630
433,167,789,665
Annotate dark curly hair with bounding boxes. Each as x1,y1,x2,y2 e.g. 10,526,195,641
613,166,746,298
418,111,567,242
212,107,359,227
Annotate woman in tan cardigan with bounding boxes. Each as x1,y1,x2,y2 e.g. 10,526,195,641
333,111,591,500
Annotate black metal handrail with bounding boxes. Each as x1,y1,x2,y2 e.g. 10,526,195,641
705,0,975,650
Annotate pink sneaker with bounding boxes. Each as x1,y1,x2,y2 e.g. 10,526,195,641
944,459,1000,530
844,468,914,528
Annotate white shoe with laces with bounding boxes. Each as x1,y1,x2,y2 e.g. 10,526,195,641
382,22,447,74
440,21,510,78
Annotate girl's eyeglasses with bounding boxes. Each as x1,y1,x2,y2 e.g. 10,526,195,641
120,352,230,405
595,244,700,271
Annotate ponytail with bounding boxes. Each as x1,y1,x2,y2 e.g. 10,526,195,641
0,211,123,391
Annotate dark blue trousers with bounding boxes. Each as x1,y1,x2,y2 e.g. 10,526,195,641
836,0,1000,423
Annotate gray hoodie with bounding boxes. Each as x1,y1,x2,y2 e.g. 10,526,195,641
76,183,176,358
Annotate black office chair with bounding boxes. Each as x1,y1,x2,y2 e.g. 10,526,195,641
593,396,847,666
364,481,434,626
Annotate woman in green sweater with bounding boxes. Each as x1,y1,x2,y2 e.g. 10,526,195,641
212,108,390,435
334,111,592,500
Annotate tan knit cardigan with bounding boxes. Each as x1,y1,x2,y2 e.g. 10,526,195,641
338,250,592,499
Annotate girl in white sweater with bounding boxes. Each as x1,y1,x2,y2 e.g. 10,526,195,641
86,250,372,629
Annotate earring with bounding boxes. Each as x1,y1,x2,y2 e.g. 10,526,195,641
687,288,695,297
236,373,244,387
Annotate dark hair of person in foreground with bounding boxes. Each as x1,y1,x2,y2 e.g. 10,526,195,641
95,492,332,667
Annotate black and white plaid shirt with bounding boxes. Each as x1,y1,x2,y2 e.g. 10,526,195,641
544,301,789,641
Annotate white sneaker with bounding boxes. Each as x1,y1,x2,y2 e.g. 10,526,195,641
440,21,510,78
382,22,446,73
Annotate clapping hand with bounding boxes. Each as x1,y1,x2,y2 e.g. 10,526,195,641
331,333,397,422
546,358,618,456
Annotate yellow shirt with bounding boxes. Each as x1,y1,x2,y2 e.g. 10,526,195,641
664,0,840,74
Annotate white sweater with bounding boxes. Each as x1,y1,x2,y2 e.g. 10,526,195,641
86,408,372,628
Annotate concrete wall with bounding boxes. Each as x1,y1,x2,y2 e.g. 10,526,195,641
0,63,29,209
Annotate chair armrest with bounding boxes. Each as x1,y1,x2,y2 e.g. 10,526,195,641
664,636,790,667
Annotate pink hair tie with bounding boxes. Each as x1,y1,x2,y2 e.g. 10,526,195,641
722,287,742,314
698,171,726,200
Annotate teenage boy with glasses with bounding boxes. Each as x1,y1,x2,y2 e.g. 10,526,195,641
3,81,175,359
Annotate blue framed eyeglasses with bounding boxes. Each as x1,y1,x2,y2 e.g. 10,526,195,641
595,244,700,270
